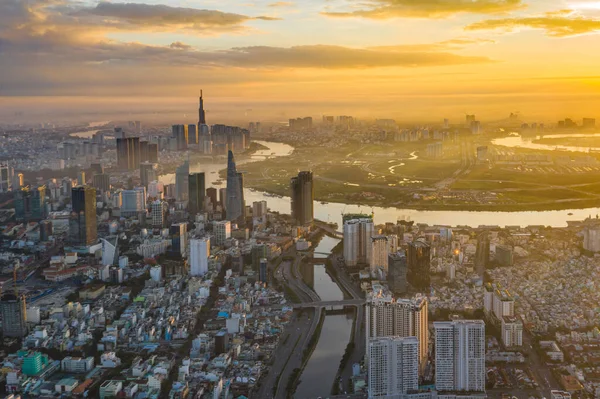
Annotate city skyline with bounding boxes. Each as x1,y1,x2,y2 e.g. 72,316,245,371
3,0,600,121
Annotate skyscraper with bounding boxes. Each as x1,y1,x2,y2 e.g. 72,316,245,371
475,231,490,278
69,186,97,246
206,187,218,210
388,251,408,295
1,293,27,337
189,238,210,276
168,223,188,257
116,134,140,170
366,293,429,374
14,186,46,222
121,187,146,217
259,258,268,284
151,200,166,228
198,90,206,125
407,239,431,291
140,162,157,188
343,214,374,267
370,235,389,275
368,336,418,398
290,171,314,225
188,173,206,215
434,320,486,392
226,151,245,222
175,161,190,202
172,125,188,151
188,124,198,145
92,173,110,193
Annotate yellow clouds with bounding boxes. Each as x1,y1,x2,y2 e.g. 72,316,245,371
323,0,525,19
466,10,600,37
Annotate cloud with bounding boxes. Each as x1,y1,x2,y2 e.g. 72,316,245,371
322,0,525,19
465,10,600,37
268,1,295,7
169,41,192,50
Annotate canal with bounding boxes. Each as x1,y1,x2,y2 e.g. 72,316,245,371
294,235,353,399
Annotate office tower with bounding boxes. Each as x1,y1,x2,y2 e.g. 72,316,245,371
13,173,24,190
199,124,212,154
290,171,314,225
368,336,419,399
259,258,268,284
148,180,164,199
252,244,268,271
198,90,206,125
121,187,146,217
77,171,86,186
475,231,490,278
188,173,206,215
92,173,111,193
14,186,46,222
388,251,408,295
206,188,218,210
370,235,389,275
188,124,198,145
140,162,157,188
343,214,374,267
69,186,97,246
0,163,12,192
169,223,188,257
214,221,231,246
219,188,227,209
172,125,188,151
175,161,190,202
116,134,140,170
366,294,429,374
226,151,245,222
40,220,53,241
1,292,27,338
100,237,118,266
189,238,210,276
388,234,398,253
434,320,486,392
252,200,267,218
407,239,431,291
151,200,166,228
147,143,159,163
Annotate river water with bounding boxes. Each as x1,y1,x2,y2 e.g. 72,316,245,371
295,235,349,399
160,139,600,227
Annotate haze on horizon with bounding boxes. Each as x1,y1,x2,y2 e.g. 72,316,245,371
2,0,600,123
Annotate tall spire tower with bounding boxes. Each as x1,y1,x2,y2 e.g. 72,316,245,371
199,90,206,125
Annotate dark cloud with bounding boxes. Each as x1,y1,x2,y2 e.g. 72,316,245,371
465,10,600,37
322,0,525,19
169,41,192,50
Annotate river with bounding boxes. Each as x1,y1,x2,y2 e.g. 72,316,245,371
492,132,600,153
295,235,349,398
159,139,600,227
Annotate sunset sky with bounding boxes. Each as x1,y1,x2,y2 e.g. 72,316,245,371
2,0,600,121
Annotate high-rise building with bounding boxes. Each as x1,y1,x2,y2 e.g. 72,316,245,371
343,214,374,267
188,173,206,215
388,251,408,295
219,188,227,208
252,200,267,218
92,173,111,193
139,140,149,163
259,258,268,284
77,171,86,186
290,171,314,225
367,294,429,374
198,90,206,125
252,244,268,271
0,163,13,193
22,352,49,376
407,239,431,291
100,237,118,266
121,187,146,218
189,238,210,277
188,124,198,145
475,231,490,278
14,186,46,222
140,162,157,188
116,133,141,170
226,151,245,222
175,161,190,202
1,293,28,337
151,200,166,228
370,235,389,275
206,188,218,210
169,223,188,257
69,186,97,246
214,221,231,246
13,173,24,190
147,143,159,163
434,320,486,392
368,336,419,399
172,125,188,151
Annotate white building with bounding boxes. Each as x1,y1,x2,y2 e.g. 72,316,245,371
150,265,162,282
366,293,429,374
371,235,389,275
368,336,419,399
583,222,600,252
148,180,164,199
61,356,95,373
214,221,231,246
137,238,170,258
501,316,523,347
434,320,486,392
343,215,374,267
190,238,210,277
100,237,118,266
